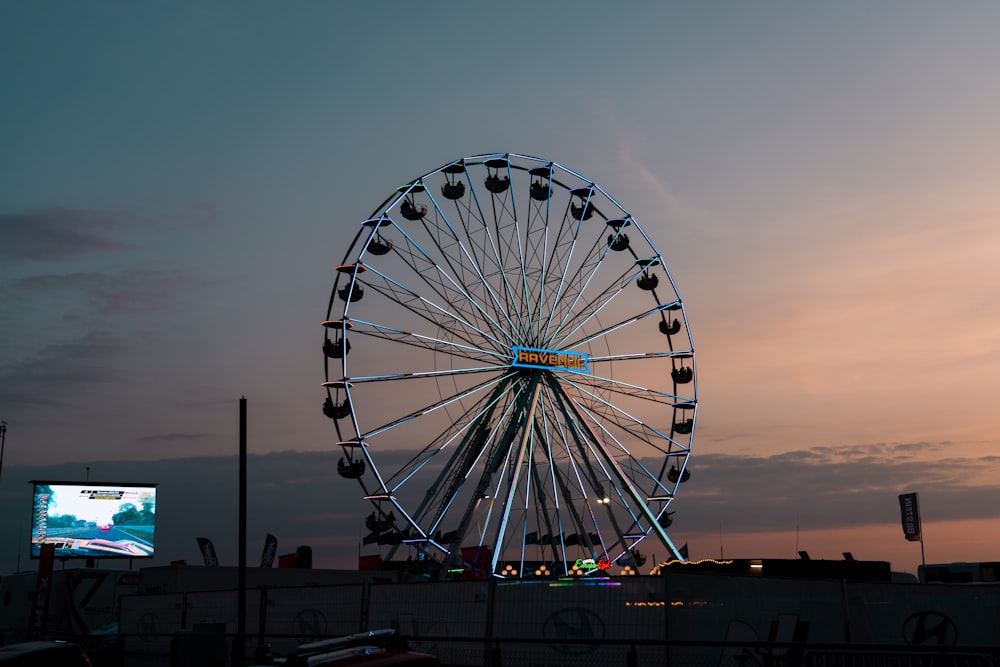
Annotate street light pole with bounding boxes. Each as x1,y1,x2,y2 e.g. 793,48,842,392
0,421,8,483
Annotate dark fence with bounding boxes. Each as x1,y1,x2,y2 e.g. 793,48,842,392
7,572,1000,666
93,631,1000,667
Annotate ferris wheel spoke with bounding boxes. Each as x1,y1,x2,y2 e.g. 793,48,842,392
350,278,504,358
551,270,677,351
343,365,508,384
359,253,512,350
537,193,608,344
487,378,543,573
586,349,695,364
549,433,605,557
336,372,513,502
547,378,685,561
542,213,635,345
355,370,518,443
438,377,538,559
564,384,694,448
535,375,630,559
543,385,654,553
528,196,566,344
529,412,568,563
530,494,561,565
504,206,539,343
551,253,638,343
424,376,528,499
517,205,556,342
518,172,597,344
555,375,679,453
431,175,525,339
376,377,510,490
565,391,683,501
409,194,522,346
567,369,690,403
441,161,529,343
486,170,554,345
345,317,507,365
551,373,695,454
540,243,637,347
379,223,514,349
562,369,680,422
386,382,527,562
436,168,540,342
540,238,608,346
539,382,596,476
559,301,682,353
525,194,598,346
388,397,516,516
483,210,532,343
509,203,540,342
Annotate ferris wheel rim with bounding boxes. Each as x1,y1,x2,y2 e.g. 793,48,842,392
323,152,697,577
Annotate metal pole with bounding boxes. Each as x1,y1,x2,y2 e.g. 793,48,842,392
235,397,247,666
916,492,926,566
0,421,8,483
485,577,498,667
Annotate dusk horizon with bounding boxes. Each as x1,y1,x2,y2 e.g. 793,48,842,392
3,2,1000,581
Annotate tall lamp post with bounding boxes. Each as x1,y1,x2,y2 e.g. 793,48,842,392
0,421,7,483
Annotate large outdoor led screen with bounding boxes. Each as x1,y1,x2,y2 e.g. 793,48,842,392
30,481,157,559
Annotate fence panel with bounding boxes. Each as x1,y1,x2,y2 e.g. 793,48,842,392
262,584,365,656
120,592,184,667
369,579,490,666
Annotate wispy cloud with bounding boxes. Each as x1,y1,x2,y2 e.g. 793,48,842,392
0,209,136,264
0,332,129,406
674,441,1000,538
9,268,194,317
136,432,214,443
0,207,208,412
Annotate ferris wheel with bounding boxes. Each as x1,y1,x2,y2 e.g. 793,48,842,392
322,153,697,578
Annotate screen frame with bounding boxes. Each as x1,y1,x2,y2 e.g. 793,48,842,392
29,480,158,560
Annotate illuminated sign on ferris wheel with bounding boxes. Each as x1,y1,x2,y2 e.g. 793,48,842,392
511,346,591,373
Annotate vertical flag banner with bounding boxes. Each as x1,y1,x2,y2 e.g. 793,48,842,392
260,533,278,568
898,492,922,542
196,537,220,566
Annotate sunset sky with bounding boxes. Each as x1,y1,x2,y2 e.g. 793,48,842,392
2,2,999,575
